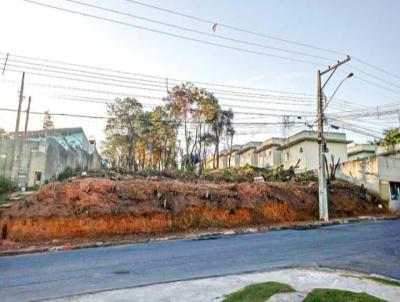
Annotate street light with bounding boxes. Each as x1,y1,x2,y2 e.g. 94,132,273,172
317,57,352,222
324,72,354,110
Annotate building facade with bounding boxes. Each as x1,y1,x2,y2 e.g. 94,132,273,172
338,144,400,211
238,142,262,167
0,127,102,188
279,131,350,172
255,138,283,169
347,144,376,161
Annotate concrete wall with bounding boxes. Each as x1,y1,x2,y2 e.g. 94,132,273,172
337,154,400,211
348,151,375,161
0,137,102,188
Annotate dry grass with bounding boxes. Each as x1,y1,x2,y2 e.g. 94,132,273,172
0,178,388,242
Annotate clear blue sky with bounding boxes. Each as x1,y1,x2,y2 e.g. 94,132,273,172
0,0,399,145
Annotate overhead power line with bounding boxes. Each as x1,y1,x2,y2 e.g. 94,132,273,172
0,57,315,103
1,54,396,115
0,52,315,96
124,0,400,81
19,1,400,96
0,107,307,126
123,0,344,56
21,0,326,66
63,0,335,62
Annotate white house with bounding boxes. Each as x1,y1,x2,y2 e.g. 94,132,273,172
255,138,283,169
280,130,351,172
238,142,262,167
347,144,376,161
225,144,242,168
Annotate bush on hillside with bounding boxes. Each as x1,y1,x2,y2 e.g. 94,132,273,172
57,167,74,182
0,176,12,194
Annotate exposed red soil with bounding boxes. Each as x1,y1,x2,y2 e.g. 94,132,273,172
0,178,387,242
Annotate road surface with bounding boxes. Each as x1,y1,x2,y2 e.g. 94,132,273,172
0,219,399,302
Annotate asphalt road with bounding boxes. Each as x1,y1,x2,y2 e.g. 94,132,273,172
0,219,399,302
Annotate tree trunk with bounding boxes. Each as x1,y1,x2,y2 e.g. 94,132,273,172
215,136,220,169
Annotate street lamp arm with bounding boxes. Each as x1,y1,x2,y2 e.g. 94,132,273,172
324,77,347,110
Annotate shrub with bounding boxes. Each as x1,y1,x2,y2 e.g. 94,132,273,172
57,167,74,181
0,176,12,194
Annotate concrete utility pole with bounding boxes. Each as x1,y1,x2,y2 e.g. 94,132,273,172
24,96,32,139
317,57,351,221
11,72,25,184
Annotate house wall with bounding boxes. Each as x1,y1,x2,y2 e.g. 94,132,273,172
257,146,281,168
348,151,375,161
218,155,227,169
231,151,240,167
0,139,15,179
239,149,257,166
282,141,348,172
337,154,400,211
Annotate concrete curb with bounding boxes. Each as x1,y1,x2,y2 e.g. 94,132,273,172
1,214,399,257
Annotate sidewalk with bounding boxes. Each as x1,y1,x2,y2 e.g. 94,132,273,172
50,267,400,302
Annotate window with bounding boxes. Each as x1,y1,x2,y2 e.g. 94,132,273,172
284,152,289,161
269,151,272,156
390,182,400,201
35,171,42,182
300,147,303,153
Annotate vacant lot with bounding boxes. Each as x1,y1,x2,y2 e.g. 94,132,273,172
0,177,387,242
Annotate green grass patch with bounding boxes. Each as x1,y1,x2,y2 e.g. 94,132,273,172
365,276,400,287
304,288,386,302
222,281,294,302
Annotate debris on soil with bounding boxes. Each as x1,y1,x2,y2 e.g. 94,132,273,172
0,177,387,242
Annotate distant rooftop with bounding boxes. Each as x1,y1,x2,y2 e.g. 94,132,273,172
11,127,84,138
348,144,376,156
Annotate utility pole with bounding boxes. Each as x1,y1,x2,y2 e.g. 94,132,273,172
11,72,25,184
24,96,32,138
317,56,351,221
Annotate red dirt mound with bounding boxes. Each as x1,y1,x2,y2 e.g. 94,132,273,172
0,178,386,241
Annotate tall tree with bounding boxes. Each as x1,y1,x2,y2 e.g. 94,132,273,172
105,97,143,172
208,107,234,169
164,82,200,170
226,125,235,167
135,112,153,170
150,106,179,170
42,110,55,130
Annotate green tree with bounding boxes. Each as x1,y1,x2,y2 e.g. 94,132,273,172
377,127,400,152
43,110,55,130
105,97,143,172
150,106,179,170
101,134,127,172
164,82,201,170
135,112,153,170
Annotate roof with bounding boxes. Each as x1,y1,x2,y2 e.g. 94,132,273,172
222,144,242,155
255,137,284,153
348,144,376,156
238,141,262,154
11,127,85,139
279,130,352,150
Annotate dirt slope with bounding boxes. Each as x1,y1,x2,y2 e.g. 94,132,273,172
0,178,386,241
